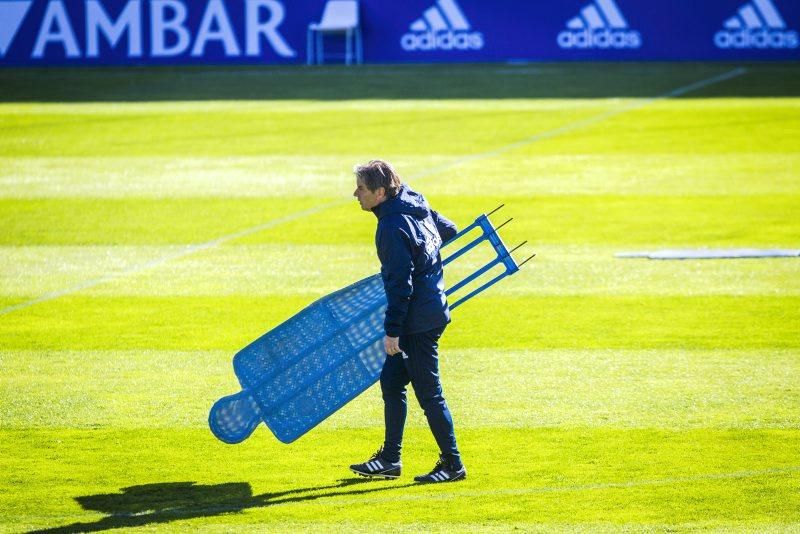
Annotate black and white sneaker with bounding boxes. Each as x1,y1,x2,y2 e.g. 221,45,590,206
349,447,402,479
414,456,466,483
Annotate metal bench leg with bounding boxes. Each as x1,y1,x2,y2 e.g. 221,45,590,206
346,29,352,65
307,28,313,65
356,27,362,64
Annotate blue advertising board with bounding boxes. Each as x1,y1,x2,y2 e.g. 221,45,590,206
1,0,798,66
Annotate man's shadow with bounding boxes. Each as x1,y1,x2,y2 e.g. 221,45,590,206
30,478,415,533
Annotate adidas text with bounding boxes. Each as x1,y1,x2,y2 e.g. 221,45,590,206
401,31,484,51
714,0,799,50
557,0,642,50
557,29,642,49
714,29,799,49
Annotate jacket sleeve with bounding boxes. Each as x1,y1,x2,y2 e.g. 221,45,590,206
431,210,458,243
379,226,415,338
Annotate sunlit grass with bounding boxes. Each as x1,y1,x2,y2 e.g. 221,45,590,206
1,62,798,531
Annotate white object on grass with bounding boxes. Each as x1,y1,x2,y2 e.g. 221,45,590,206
616,249,800,260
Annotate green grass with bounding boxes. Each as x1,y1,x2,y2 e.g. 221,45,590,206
2,428,798,532
1,62,799,532
2,195,798,246
1,295,798,350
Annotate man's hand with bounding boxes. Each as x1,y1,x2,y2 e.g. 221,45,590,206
384,335,401,355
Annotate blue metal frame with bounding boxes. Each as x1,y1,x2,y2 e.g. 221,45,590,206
442,210,522,309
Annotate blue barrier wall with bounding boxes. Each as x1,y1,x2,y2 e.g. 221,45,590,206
1,0,798,66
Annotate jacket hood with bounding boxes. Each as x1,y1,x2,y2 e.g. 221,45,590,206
372,184,429,220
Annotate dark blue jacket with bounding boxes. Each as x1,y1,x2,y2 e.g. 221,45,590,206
372,185,457,337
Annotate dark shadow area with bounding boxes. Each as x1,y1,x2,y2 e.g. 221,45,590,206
29,478,415,533
1,62,799,102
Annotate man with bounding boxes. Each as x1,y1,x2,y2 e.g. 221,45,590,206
349,159,466,484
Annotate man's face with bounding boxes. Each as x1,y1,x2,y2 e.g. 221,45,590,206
353,178,385,211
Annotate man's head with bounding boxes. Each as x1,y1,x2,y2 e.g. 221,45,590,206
353,160,402,211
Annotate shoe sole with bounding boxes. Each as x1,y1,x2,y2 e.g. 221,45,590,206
414,472,467,484
350,468,400,479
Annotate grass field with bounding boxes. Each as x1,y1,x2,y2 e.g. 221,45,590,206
1,62,799,532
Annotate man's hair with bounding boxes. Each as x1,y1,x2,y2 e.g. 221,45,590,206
354,160,402,198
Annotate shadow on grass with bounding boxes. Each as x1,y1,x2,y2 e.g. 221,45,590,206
29,478,414,533
2,62,799,102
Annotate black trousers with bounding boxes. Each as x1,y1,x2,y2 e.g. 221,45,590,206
379,325,462,466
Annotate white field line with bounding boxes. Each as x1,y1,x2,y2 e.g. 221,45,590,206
0,202,340,315
30,465,793,521
0,67,747,317
80,465,797,518
409,67,748,182
302,465,800,508
17,466,798,529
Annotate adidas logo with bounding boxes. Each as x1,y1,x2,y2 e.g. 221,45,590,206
714,0,798,49
557,0,642,49
401,0,484,52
